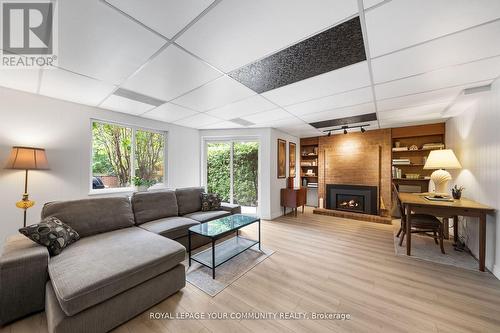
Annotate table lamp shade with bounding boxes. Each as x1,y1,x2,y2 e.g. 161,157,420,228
423,149,462,170
4,147,49,170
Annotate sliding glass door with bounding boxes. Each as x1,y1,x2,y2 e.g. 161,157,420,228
206,140,259,214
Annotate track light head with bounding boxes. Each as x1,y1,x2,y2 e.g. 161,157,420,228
361,127,366,133
327,131,331,137
343,129,347,135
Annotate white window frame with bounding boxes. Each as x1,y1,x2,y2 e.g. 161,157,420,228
89,119,168,195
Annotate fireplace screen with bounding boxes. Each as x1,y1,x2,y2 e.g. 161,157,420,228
336,194,364,213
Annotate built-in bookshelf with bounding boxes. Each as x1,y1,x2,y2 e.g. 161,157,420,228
300,137,319,207
391,123,445,193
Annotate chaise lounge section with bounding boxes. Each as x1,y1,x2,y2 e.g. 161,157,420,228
0,187,241,332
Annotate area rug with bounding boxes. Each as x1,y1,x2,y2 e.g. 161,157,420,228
185,245,274,297
392,220,479,271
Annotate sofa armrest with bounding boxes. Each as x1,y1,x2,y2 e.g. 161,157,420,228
219,203,241,215
0,235,49,325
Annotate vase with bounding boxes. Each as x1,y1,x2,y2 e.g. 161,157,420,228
452,190,462,200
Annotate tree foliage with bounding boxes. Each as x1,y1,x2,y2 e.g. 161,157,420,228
207,142,258,207
92,123,164,187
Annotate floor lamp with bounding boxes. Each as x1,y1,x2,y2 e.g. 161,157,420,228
4,147,50,227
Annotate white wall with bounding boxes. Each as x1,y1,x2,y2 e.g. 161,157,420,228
446,79,500,278
199,128,299,220
0,87,200,248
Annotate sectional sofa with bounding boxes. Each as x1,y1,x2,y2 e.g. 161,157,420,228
0,187,241,332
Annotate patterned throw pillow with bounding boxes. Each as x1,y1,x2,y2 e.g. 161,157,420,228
201,193,222,212
19,217,80,256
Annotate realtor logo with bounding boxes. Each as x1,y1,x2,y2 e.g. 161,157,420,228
1,0,58,68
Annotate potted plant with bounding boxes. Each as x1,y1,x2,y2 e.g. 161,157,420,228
133,177,155,192
452,185,465,200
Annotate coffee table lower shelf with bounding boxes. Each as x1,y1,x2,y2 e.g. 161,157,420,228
189,236,259,279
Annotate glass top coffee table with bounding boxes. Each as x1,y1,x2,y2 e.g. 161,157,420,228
188,214,261,279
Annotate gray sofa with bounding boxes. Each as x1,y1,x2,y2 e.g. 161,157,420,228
0,187,241,332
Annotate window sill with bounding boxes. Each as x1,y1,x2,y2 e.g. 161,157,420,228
88,187,135,196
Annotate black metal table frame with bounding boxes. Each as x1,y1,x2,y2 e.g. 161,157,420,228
188,218,261,279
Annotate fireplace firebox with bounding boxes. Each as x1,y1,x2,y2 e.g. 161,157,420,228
326,184,378,215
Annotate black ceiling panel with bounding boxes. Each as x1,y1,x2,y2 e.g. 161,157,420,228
229,17,366,93
309,113,377,129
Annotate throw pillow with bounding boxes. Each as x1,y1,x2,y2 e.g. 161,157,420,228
201,193,222,212
19,217,80,256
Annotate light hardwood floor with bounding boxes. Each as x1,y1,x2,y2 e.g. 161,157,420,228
3,209,500,333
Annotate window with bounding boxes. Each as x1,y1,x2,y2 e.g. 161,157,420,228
91,121,166,192
205,140,259,214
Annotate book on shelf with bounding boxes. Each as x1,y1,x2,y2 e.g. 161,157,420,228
422,143,444,150
392,147,408,152
392,158,411,165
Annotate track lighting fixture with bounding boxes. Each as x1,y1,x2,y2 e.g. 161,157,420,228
322,124,370,136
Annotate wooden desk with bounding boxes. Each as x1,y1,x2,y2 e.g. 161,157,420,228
281,188,307,217
398,193,495,271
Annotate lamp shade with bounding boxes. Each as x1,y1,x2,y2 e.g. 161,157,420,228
4,146,49,170
423,149,462,170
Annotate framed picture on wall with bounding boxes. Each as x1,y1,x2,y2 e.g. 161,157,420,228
277,139,286,178
289,142,296,178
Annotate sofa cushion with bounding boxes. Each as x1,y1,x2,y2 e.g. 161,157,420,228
42,197,135,238
48,227,185,316
131,190,178,225
175,187,204,215
183,210,231,223
19,217,80,256
139,216,199,240
201,193,222,211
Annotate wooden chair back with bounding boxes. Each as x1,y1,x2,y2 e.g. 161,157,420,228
392,183,406,220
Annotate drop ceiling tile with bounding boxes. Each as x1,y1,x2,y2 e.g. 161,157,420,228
372,21,500,83
39,69,116,106
58,0,166,84
262,61,371,106
377,102,449,120
205,95,276,120
122,45,222,101
363,0,386,9
242,108,294,124
379,115,447,129
200,121,244,129
252,117,305,129
376,80,494,111
176,0,358,72
142,103,199,123
285,87,373,116
366,0,500,57
299,103,376,123
0,68,40,93
100,95,154,115
173,113,220,128
374,56,500,100
105,0,214,38
172,76,256,111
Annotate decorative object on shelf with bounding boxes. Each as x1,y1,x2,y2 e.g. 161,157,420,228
405,173,420,180
302,178,308,187
394,141,401,148
409,144,418,150
277,139,286,178
423,149,462,196
452,185,465,200
289,142,296,178
4,146,50,227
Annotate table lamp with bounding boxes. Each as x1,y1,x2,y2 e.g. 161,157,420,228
423,149,462,196
4,147,49,227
